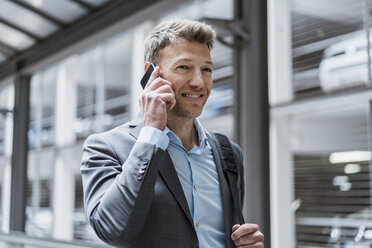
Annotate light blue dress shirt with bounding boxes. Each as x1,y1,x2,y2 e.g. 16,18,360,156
138,119,226,248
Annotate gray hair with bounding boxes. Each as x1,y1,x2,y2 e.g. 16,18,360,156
144,19,216,64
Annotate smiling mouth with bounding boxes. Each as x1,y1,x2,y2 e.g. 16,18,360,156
182,94,204,98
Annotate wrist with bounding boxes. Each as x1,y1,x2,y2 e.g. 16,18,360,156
143,121,166,131
138,126,169,150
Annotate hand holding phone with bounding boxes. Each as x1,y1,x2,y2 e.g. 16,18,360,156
138,63,176,131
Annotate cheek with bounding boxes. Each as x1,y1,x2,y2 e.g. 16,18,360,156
205,79,213,91
171,76,189,93
171,83,183,93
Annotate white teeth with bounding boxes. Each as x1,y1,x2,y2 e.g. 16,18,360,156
184,94,201,98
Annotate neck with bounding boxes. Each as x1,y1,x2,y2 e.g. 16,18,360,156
167,116,199,151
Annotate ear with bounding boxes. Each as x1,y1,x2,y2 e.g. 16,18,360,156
144,62,151,72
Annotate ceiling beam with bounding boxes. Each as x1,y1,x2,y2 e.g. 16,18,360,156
0,0,161,81
70,0,95,11
11,0,64,27
0,17,41,41
0,40,18,57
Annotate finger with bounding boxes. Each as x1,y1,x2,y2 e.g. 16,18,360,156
234,230,264,247
145,66,160,90
147,77,172,92
167,97,177,111
232,224,240,232
157,93,175,106
231,224,259,241
153,84,174,95
237,242,264,248
152,85,176,110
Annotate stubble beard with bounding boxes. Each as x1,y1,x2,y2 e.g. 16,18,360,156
168,98,207,120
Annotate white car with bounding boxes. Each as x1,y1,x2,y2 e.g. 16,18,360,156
319,30,371,92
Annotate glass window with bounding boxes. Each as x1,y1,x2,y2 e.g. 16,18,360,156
0,22,35,50
291,0,364,97
203,0,234,19
74,45,103,139
292,103,370,246
21,0,88,24
26,149,55,238
104,31,134,129
164,0,233,20
29,66,57,150
27,66,57,238
0,0,58,38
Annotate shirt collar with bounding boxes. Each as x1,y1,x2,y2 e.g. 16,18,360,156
194,118,208,147
164,118,209,148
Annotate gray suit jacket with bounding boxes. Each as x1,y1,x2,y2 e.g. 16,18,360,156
81,118,244,248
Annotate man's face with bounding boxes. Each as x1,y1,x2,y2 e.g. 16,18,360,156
157,38,213,119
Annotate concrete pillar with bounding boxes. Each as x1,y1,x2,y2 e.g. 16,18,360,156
10,75,30,232
268,0,293,105
52,58,77,240
234,0,270,245
270,117,295,248
268,0,295,246
1,83,14,233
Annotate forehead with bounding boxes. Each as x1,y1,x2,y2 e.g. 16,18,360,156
158,38,212,64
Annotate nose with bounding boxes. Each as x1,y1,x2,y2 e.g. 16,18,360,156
189,70,204,89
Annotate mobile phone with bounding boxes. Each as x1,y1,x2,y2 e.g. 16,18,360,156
140,63,156,89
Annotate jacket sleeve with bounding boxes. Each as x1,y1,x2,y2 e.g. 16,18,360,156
80,132,165,246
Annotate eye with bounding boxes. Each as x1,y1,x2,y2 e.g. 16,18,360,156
203,67,212,73
177,65,189,70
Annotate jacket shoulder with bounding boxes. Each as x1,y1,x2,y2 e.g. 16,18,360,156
83,122,137,164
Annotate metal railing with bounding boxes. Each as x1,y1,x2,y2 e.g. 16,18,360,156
0,232,111,248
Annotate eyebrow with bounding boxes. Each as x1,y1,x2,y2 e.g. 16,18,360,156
176,58,213,66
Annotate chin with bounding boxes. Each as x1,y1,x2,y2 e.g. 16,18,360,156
169,107,202,119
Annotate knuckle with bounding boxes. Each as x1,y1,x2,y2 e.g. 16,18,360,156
233,239,242,246
251,223,259,230
158,101,166,108
241,225,250,232
162,84,172,91
154,96,166,105
231,233,238,240
147,92,157,100
256,233,264,242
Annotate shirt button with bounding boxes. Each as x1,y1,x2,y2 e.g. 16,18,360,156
142,157,149,165
172,137,177,141
187,152,191,157
194,184,198,191
195,221,200,227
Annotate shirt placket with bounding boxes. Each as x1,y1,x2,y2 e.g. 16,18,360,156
187,151,203,234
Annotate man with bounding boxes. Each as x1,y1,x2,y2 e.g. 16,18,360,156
81,19,264,248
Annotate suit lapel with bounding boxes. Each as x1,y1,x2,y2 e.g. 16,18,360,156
158,152,194,227
128,118,143,139
207,132,234,248
128,120,194,228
